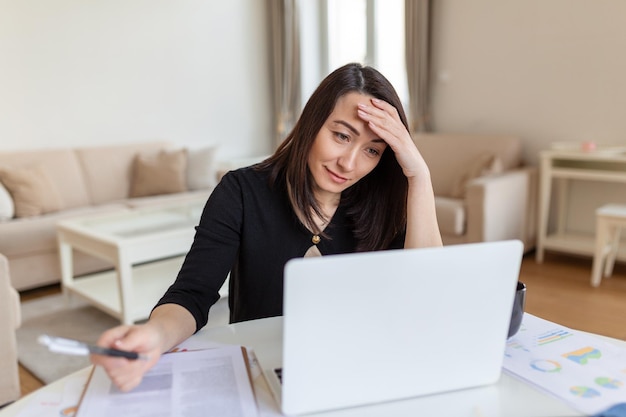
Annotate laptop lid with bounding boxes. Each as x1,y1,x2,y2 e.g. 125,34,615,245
275,240,523,415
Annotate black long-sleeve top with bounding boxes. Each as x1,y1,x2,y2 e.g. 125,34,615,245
155,166,403,331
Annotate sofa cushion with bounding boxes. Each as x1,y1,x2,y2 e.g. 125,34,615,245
449,153,503,198
416,133,521,198
0,165,63,217
0,181,14,221
0,148,90,210
130,149,188,197
75,142,168,205
186,145,218,190
435,196,466,236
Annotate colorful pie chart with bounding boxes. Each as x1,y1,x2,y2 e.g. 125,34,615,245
530,359,562,372
570,386,601,398
595,377,622,389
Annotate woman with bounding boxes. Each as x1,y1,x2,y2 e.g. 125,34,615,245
92,63,442,391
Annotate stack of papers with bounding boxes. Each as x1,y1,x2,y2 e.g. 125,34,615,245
503,313,626,416
76,345,258,417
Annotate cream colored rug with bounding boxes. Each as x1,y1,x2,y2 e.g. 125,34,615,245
16,294,230,384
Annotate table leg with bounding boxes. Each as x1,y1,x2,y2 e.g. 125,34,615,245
536,156,553,263
115,252,135,325
591,218,608,287
603,225,621,278
58,239,74,307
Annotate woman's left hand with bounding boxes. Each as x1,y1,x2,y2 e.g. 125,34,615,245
357,98,427,179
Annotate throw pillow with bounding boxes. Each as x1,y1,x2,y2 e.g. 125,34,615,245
0,165,62,217
186,145,218,190
0,180,15,221
449,153,503,199
130,149,188,198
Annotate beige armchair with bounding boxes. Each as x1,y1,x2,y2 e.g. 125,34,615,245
416,133,537,251
0,253,21,406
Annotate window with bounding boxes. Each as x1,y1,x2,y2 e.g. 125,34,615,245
324,0,407,104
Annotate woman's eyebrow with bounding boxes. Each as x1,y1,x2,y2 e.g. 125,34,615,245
333,120,360,136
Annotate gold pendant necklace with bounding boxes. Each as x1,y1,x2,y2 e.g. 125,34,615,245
312,235,321,244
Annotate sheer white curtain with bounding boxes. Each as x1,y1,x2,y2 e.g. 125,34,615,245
268,0,301,146
405,0,432,133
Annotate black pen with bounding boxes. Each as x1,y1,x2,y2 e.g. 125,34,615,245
38,334,149,360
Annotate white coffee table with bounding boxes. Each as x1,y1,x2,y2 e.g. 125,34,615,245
57,199,206,325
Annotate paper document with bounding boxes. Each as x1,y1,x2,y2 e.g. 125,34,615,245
76,345,258,417
503,313,626,416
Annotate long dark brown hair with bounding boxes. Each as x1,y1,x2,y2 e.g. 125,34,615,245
258,63,409,251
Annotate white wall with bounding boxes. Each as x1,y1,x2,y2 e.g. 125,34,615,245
430,0,626,234
431,0,626,166
0,0,272,159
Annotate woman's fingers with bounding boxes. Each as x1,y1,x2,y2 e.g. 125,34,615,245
96,325,133,347
357,99,409,147
357,98,425,178
91,324,163,392
107,355,159,392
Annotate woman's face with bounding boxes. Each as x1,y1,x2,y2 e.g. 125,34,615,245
307,92,388,201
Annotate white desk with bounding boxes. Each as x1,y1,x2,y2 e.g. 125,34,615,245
5,316,626,417
536,149,626,263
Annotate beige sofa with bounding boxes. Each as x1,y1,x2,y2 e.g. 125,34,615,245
416,133,537,251
0,253,21,406
0,142,217,291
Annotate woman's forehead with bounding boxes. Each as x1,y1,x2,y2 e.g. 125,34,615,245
334,91,373,108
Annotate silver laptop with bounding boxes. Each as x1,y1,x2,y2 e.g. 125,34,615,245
260,240,524,415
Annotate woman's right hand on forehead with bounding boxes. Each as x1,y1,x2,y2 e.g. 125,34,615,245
356,98,429,180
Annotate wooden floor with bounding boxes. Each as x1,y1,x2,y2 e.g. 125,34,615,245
520,251,626,340
16,250,626,399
